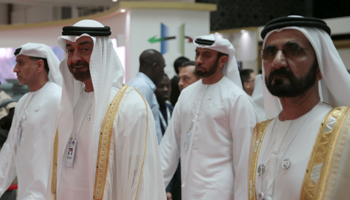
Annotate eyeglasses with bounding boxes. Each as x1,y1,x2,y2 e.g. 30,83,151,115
261,42,308,62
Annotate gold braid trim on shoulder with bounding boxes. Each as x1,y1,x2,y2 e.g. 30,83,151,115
93,84,129,200
248,119,273,200
300,107,350,200
51,130,59,200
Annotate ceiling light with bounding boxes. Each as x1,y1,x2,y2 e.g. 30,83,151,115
112,0,117,2
120,9,126,13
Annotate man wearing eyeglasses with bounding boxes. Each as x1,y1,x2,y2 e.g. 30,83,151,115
248,16,350,200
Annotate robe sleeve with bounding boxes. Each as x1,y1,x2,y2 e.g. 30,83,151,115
0,112,18,197
112,87,166,200
230,94,257,200
159,97,182,188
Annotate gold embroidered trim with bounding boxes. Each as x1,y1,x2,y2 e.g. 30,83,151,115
248,119,273,200
51,130,59,200
133,89,149,200
50,85,129,200
93,84,129,200
300,107,349,200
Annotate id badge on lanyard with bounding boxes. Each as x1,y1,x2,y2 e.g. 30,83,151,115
65,137,77,167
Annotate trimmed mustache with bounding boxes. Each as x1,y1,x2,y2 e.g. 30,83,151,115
268,68,295,83
71,61,89,69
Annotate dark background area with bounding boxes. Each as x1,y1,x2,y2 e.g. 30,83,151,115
196,0,350,31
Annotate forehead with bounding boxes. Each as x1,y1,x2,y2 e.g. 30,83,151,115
265,29,313,48
15,55,31,61
195,47,218,54
179,65,195,75
65,36,94,47
162,75,170,82
250,72,256,78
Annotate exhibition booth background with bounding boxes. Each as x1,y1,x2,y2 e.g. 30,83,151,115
0,2,216,84
0,2,349,89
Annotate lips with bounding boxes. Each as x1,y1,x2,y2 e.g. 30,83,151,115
71,61,89,71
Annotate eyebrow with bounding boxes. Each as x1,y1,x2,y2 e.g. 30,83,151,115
65,41,93,48
78,41,93,45
195,49,213,54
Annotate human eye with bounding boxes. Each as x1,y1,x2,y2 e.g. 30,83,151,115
203,53,211,58
285,43,305,57
261,46,277,61
66,48,74,55
195,51,199,58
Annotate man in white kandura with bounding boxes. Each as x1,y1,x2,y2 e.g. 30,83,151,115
248,16,350,200
0,43,62,199
160,34,257,199
47,19,166,200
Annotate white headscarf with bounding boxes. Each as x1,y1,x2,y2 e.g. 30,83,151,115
193,34,242,88
262,27,350,119
251,74,266,121
15,43,62,86
55,19,124,197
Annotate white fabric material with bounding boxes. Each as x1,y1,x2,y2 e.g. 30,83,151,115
255,102,332,200
0,82,61,200
160,76,257,199
193,34,242,88
251,74,266,122
57,90,93,199
49,19,166,200
127,72,162,143
262,26,350,119
16,43,62,86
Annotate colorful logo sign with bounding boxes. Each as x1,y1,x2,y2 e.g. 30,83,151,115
148,23,193,55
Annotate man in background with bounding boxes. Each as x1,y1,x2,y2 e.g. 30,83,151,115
0,82,17,200
178,61,200,91
0,43,62,200
160,34,257,199
170,57,189,106
0,82,16,147
128,49,166,143
240,69,256,96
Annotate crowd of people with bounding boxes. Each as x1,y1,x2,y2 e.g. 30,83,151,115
0,15,349,200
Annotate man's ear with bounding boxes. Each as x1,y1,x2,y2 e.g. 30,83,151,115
36,59,45,73
243,81,250,90
218,56,228,68
316,67,323,81
153,63,157,68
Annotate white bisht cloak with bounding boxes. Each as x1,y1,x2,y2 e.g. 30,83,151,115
46,19,166,200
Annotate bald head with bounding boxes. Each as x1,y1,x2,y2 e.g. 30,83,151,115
139,49,166,86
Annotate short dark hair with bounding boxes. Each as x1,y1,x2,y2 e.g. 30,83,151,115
216,52,228,62
30,57,49,74
179,61,199,79
174,56,190,74
240,69,254,86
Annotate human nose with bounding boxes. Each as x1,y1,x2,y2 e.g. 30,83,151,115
71,50,82,63
163,86,169,92
13,64,19,73
271,50,287,69
178,79,183,89
195,55,203,65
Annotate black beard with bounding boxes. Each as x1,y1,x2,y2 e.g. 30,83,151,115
195,61,219,78
70,61,91,82
265,61,318,97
